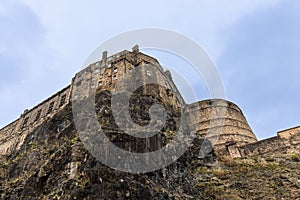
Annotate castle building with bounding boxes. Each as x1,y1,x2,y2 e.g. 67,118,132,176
0,45,299,157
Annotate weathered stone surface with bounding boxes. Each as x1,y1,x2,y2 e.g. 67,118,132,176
0,105,299,199
0,46,299,199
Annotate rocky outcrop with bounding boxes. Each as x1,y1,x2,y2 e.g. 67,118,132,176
0,90,299,199
0,46,299,199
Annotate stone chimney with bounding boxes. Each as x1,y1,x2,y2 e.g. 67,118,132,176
102,51,108,64
132,45,139,53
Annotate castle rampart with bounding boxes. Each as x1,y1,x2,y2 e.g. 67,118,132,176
237,126,300,157
277,126,300,139
184,99,258,153
0,86,71,155
0,45,299,159
0,45,184,155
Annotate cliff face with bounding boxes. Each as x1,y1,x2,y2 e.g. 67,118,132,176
0,90,299,199
0,47,299,199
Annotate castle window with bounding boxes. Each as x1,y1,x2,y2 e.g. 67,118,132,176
100,74,103,79
47,102,55,114
166,89,172,96
34,109,42,121
22,117,29,128
76,80,82,87
98,81,102,86
113,74,117,80
114,67,118,73
144,61,151,67
146,69,152,76
59,95,66,107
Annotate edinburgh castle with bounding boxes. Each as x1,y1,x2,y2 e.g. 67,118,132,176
0,46,299,199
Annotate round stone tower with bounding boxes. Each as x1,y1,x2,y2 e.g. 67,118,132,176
184,99,257,151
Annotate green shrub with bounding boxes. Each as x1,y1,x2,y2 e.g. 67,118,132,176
290,154,300,162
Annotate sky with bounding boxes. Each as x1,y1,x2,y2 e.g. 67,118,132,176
0,0,299,140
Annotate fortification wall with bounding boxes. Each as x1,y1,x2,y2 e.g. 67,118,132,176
238,127,300,157
72,46,184,109
0,86,71,155
1,45,184,155
2,45,298,159
277,126,300,139
184,99,257,151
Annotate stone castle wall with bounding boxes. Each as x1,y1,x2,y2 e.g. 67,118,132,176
237,126,300,157
184,99,258,152
0,45,184,155
0,86,71,155
0,45,299,158
277,126,300,139
72,46,184,109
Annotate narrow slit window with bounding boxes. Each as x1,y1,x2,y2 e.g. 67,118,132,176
113,74,117,80
34,109,42,121
114,67,118,73
98,81,102,86
47,102,55,114
22,117,29,128
146,69,152,76
59,95,66,107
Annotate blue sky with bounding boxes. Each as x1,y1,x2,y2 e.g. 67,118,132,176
0,0,299,140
